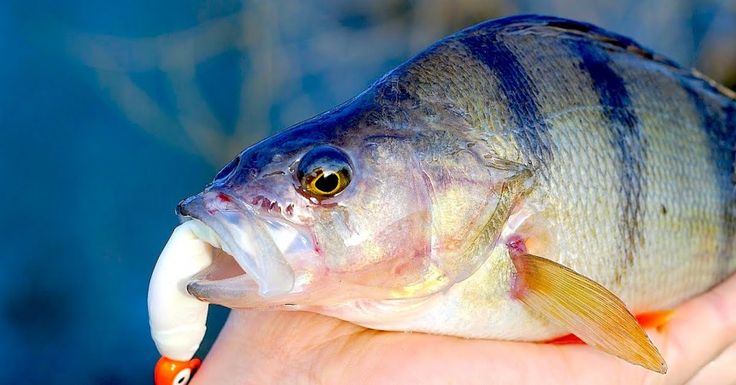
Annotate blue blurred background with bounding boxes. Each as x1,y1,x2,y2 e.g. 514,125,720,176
1,0,734,383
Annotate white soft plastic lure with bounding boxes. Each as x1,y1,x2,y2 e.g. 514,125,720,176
148,217,301,384
148,220,217,385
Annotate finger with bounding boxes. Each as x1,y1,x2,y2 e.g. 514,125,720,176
334,330,639,385
686,342,736,385
647,272,736,384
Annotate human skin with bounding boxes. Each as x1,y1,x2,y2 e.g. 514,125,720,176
190,273,736,385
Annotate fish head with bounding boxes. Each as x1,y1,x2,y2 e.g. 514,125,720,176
180,94,450,309
179,78,527,312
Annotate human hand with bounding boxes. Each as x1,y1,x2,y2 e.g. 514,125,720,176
190,273,736,385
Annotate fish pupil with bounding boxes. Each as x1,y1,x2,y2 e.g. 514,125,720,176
315,172,339,193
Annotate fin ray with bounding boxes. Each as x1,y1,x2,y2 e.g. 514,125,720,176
512,253,667,373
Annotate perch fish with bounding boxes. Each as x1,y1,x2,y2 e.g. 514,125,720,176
148,15,736,377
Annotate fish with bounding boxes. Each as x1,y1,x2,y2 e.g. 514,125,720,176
148,14,736,376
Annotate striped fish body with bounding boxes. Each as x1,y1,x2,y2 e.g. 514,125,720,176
172,15,736,372
333,15,736,340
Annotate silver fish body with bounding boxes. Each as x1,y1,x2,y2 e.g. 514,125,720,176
151,15,736,371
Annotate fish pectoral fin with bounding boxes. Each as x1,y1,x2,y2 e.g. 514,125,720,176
546,310,675,345
511,253,667,374
636,310,674,331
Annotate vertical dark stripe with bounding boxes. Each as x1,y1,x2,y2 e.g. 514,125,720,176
684,84,736,279
721,103,735,278
461,33,552,166
566,39,646,271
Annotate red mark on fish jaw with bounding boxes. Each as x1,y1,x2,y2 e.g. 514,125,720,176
206,192,234,215
217,192,231,203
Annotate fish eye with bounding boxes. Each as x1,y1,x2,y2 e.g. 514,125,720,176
297,145,353,200
172,368,192,385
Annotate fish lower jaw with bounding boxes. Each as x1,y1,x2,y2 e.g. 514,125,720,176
180,221,259,296
185,214,301,296
174,219,296,304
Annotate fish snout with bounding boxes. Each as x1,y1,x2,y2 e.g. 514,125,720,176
176,194,207,219
175,199,191,218
177,190,246,222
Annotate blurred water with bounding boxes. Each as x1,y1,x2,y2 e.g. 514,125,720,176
0,1,733,384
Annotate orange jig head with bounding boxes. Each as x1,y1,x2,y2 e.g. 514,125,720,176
154,356,201,385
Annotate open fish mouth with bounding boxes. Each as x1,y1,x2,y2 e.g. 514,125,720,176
148,191,316,359
176,192,316,301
